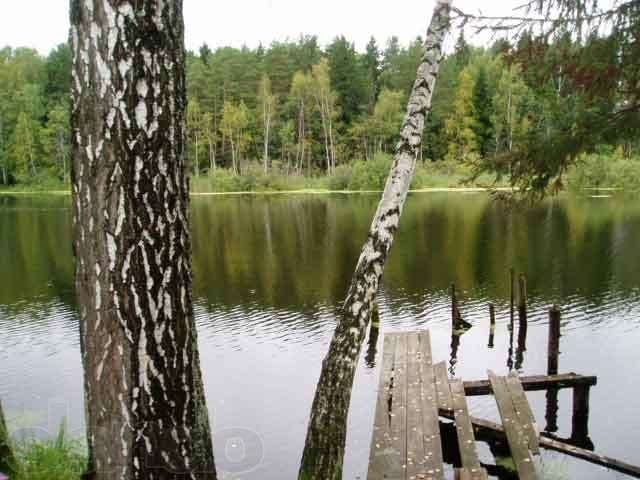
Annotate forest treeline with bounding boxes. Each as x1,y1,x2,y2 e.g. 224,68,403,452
1,32,639,190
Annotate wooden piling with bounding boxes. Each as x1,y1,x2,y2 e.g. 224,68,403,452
518,274,528,324
546,307,561,433
451,283,457,327
548,307,561,376
572,385,592,444
509,268,515,329
515,323,527,370
488,304,496,348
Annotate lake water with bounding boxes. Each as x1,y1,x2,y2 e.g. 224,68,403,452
1,192,639,479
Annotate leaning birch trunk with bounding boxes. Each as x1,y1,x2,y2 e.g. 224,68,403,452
298,2,452,478
0,399,17,476
70,1,216,478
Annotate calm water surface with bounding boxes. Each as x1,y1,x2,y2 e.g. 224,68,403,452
1,192,639,479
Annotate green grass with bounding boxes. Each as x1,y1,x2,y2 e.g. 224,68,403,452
190,154,508,194
3,424,86,480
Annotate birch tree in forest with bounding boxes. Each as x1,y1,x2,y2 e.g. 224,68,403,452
492,64,531,155
445,68,478,163
310,59,338,175
187,98,203,177
70,1,216,478
298,1,453,478
258,74,276,174
202,111,217,172
220,101,250,175
12,112,38,178
290,71,313,174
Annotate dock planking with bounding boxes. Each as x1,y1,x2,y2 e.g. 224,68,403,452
506,372,540,454
449,379,488,479
368,332,445,480
406,333,424,478
434,362,453,411
488,370,538,480
368,334,400,478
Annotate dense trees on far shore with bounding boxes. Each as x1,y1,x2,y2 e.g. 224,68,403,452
1,28,639,189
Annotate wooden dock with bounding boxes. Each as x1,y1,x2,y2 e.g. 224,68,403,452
367,329,640,479
368,332,487,480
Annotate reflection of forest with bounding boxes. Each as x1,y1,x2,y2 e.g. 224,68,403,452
0,195,74,308
2,193,640,314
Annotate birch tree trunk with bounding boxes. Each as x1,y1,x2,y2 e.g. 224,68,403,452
70,1,216,478
264,113,270,174
298,2,452,478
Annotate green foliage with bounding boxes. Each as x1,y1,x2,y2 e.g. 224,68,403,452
0,423,87,480
3,23,640,194
472,65,494,156
326,36,368,123
445,68,478,163
567,148,640,193
348,153,393,191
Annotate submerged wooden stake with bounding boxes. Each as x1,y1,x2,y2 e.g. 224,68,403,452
488,303,496,348
546,307,562,433
509,268,515,328
518,274,528,324
451,282,457,327
548,306,561,376
572,385,592,445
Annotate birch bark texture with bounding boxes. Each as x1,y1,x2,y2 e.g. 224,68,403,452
298,2,452,479
70,1,216,479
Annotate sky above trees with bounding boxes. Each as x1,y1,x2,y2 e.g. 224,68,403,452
3,0,517,54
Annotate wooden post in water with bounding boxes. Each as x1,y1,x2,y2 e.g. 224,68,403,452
545,307,561,432
0,399,16,477
488,304,496,348
509,268,515,330
572,385,592,447
548,306,561,375
451,283,457,328
515,274,528,369
518,274,528,325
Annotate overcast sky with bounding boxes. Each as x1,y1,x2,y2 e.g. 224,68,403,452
2,1,519,55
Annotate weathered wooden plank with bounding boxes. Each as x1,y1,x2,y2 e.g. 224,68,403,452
488,371,538,480
463,373,597,396
406,333,424,479
434,362,453,411
506,372,540,455
450,380,482,469
455,468,489,480
419,330,433,366
420,360,445,478
389,334,408,477
368,334,400,480
440,410,640,479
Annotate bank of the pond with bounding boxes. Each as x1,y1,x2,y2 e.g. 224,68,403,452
0,186,520,197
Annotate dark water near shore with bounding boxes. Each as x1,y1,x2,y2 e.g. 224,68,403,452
1,192,639,479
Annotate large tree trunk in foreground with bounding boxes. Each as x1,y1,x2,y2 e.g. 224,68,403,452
298,2,452,478
70,1,216,478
